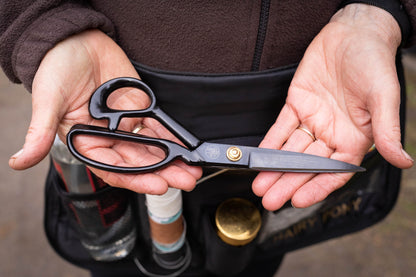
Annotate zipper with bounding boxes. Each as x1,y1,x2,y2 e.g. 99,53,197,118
251,0,271,71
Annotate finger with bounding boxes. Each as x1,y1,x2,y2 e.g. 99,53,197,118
291,173,354,209
109,131,201,191
80,137,168,170
259,104,300,149
93,168,169,195
142,117,186,146
252,125,316,197
9,90,62,170
171,160,203,180
156,164,200,191
368,85,413,168
107,87,150,111
75,137,172,194
261,140,333,211
91,161,199,194
130,124,203,180
75,129,201,192
291,151,358,208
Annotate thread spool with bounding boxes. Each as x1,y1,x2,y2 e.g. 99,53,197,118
146,188,189,269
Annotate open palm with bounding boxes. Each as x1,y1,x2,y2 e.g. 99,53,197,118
9,30,202,194
253,5,413,211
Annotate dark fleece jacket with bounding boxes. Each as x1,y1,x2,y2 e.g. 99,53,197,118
1,0,416,90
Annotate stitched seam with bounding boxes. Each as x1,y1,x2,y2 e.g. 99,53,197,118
251,0,271,71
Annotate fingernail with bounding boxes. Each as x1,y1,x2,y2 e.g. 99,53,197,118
402,149,414,162
11,149,23,159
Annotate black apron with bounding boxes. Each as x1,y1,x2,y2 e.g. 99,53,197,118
44,57,405,276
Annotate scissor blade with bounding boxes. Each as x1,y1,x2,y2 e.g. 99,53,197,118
249,148,365,173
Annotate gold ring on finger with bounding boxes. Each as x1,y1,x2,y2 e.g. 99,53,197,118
296,125,316,141
132,124,145,134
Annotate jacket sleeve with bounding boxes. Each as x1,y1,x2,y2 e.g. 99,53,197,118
339,0,415,46
0,1,115,91
401,0,416,46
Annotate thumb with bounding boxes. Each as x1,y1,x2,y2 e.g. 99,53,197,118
9,90,61,170
369,84,413,169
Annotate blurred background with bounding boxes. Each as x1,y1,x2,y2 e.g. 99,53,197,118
1,52,415,277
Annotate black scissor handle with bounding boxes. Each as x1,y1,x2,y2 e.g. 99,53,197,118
89,77,156,131
67,124,193,173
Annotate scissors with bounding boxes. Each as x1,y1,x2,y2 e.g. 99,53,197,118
66,77,365,174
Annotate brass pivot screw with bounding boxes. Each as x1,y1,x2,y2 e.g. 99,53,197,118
226,146,242,162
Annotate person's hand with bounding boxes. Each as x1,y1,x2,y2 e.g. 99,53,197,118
253,4,414,211
8,29,202,194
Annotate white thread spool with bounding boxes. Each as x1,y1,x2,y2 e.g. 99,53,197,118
146,188,186,254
